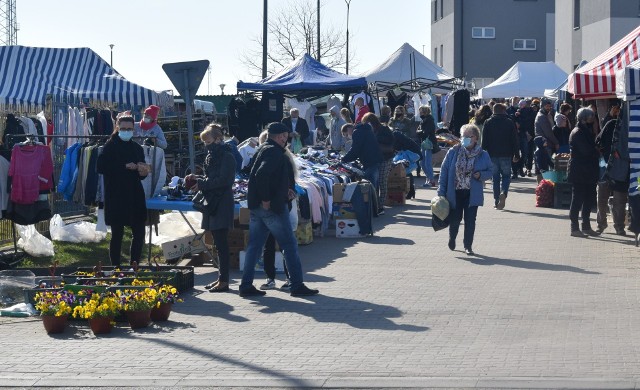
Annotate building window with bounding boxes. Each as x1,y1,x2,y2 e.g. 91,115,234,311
434,47,438,65
433,0,437,22
574,0,580,29
439,0,443,19
440,44,443,67
513,39,536,50
472,27,495,39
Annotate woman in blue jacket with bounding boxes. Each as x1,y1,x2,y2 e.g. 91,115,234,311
437,124,493,255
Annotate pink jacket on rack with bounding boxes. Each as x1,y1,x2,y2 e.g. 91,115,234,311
9,144,54,204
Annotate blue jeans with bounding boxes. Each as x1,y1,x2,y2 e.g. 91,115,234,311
491,157,512,202
240,207,304,292
420,149,434,181
363,164,380,194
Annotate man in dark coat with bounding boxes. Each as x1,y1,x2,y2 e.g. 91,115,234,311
481,103,519,210
281,108,310,146
240,122,319,298
342,122,383,191
96,115,148,266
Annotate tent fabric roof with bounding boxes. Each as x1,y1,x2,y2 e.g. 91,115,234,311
361,43,454,85
616,58,640,98
0,46,172,110
236,54,367,94
568,25,640,99
478,61,568,99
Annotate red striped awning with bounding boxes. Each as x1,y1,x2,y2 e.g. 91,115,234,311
568,25,640,99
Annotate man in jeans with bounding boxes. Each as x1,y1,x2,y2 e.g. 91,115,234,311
481,103,520,210
240,122,319,297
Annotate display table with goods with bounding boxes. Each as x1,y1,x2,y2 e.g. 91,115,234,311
536,153,571,209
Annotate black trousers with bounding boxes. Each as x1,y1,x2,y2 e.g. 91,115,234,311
569,182,597,231
211,228,230,283
263,233,289,280
110,222,146,266
448,189,478,249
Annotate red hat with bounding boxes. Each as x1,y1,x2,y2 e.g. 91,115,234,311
144,105,160,120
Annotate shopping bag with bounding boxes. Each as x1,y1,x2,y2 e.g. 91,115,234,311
431,214,450,232
291,137,303,154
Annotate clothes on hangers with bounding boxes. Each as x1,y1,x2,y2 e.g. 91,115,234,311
411,92,431,121
385,90,408,111
141,145,166,199
8,143,54,205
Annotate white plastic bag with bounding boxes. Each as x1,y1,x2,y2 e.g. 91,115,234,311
431,195,450,221
95,208,108,233
49,214,107,243
16,224,55,257
289,198,299,231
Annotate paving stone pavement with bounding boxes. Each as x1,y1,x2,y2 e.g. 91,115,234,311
2,177,640,389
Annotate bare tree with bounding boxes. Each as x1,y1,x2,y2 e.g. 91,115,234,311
241,0,356,78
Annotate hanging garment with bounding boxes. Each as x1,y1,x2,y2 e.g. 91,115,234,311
386,90,408,111
412,93,431,121
141,145,167,199
0,155,9,211
9,144,54,204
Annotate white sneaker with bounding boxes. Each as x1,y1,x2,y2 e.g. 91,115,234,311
280,279,291,291
260,278,276,290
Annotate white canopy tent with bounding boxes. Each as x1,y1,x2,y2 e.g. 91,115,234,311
478,61,568,99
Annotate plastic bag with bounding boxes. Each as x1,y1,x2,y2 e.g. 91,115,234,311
16,224,54,257
95,208,108,233
291,137,303,154
49,214,107,243
431,195,450,220
289,198,299,231
0,270,35,307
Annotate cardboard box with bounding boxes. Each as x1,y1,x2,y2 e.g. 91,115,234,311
336,219,363,238
295,220,313,245
238,207,250,225
227,228,246,248
389,163,407,179
239,251,285,273
385,191,407,206
333,183,346,203
228,247,242,269
332,202,357,220
387,177,409,192
161,234,207,260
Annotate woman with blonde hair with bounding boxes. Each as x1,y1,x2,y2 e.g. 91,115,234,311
340,107,353,124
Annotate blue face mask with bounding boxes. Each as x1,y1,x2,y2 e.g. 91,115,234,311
118,130,133,142
461,137,472,148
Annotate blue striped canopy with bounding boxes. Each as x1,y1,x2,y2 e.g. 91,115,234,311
0,46,172,110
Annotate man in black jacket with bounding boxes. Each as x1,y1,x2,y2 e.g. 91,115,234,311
342,122,383,191
481,103,520,210
240,122,318,297
281,108,310,146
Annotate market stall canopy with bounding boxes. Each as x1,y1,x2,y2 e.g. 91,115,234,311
616,58,640,100
568,25,640,99
0,46,173,111
236,54,367,97
362,43,454,85
478,61,567,99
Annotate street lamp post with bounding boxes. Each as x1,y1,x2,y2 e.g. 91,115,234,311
345,0,351,74
109,44,114,67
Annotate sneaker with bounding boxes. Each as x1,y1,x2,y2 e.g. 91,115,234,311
422,182,431,188
280,279,291,291
582,228,601,237
464,248,474,255
596,226,607,234
571,230,588,238
260,278,276,290
239,285,266,297
496,193,506,210
290,284,319,297
378,208,385,215
448,238,456,251
616,229,627,236
526,170,533,177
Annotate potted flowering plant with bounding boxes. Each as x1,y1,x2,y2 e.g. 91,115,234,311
116,288,158,329
150,285,182,322
72,291,121,335
34,290,76,334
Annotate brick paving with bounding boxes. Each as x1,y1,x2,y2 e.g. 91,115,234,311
1,176,640,389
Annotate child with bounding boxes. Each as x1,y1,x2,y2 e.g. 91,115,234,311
534,136,554,184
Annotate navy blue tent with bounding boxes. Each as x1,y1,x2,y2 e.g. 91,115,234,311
0,46,172,111
237,54,367,97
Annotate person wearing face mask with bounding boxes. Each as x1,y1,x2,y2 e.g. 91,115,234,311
568,108,601,238
185,124,237,292
97,113,150,266
134,105,167,149
416,105,440,187
437,124,492,255
388,106,413,137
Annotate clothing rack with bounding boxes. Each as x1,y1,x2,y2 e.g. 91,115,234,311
2,134,158,268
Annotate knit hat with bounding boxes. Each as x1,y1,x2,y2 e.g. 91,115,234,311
144,105,160,120
267,122,289,134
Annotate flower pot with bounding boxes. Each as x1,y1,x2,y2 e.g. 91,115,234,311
126,309,152,329
41,315,68,334
88,317,114,335
150,303,172,322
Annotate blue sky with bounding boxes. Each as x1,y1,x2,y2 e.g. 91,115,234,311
16,0,430,95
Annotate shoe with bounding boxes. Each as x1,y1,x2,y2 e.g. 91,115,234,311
511,174,518,180
209,283,229,293
405,190,416,199
260,278,276,290
615,229,627,236
571,230,588,238
430,180,437,187
239,285,266,297
290,284,319,297
582,228,601,237
464,248,474,255
596,226,607,234
378,208,385,215
496,193,506,210
422,182,431,188
280,279,291,291
526,170,533,177
204,281,219,290
519,169,526,177
448,238,456,251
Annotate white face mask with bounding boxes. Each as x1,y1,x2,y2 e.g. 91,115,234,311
143,117,152,124
118,130,134,141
